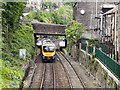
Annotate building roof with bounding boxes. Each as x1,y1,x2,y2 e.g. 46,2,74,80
101,4,115,9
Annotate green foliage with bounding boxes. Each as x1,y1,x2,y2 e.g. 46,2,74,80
87,55,91,60
1,23,35,88
1,2,36,89
93,60,98,71
114,81,119,90
2,2,26,37
58,36,65,39
92,54,95,59
42,2,58,9
65,47,70,55
65,20,85,45
0,59,25,89
2,24,34,61
24,5,73,25
63,2,74,7
88,38,96,47
103,72,107,81
108,78,113,86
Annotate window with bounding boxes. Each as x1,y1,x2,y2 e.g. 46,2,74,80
43,46,54,52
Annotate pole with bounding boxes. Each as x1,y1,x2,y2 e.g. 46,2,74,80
96,0,98,29
96,0,97,17
100,14,103,39
115,6,117,56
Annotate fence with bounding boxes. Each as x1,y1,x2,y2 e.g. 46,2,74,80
81,43,93,54
88,45,93,54
81,43,86,51
81,43,120,79
96,48,120,79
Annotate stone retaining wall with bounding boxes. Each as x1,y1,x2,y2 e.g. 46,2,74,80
79,49,120,88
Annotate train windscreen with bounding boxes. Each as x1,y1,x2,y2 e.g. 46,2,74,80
43,46,54,52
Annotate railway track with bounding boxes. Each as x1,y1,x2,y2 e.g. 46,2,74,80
24,50,87,89
40,63,56,89
56,51,87,89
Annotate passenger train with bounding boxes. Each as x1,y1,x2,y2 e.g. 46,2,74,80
41,38,56,62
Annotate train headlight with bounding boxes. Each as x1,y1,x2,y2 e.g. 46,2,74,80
43,53,46,56
52,53,55,56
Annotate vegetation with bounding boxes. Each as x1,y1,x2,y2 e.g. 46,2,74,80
1,2,73,89
23,4,73,25
1,2,37,89
65,20,85,51
114,81,119,90
65,47,71,55
42,2,58,9
88,38,96,47
65,20,85,45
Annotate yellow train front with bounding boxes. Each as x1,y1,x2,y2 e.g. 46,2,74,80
41,38,56,62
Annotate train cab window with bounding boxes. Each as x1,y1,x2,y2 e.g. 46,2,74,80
49,46,54,52
43,46,54,52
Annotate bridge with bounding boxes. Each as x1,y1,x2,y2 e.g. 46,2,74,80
24,20,67,45
32,22,66,36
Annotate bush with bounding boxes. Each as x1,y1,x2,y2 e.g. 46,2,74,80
0,60,25,89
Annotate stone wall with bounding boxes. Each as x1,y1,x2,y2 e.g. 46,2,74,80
79,49,120,88
64,44,120,88
70,42,120,87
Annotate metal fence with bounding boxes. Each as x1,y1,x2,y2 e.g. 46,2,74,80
81,43,93,54
81,43,86,51
88,45,93,54
81,43,120,79
95,48,120,79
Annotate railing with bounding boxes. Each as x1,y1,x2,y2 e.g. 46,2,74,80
81,43,86,51
81,42,120,79
95,48,120,79
81,43,93,54
88,45,93,54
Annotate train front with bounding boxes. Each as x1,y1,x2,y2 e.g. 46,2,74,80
42,44,56,62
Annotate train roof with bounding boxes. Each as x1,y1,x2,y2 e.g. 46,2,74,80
42,38,55,46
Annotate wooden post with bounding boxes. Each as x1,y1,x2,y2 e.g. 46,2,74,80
118,4,120,56
117,51,119,62
93,45,96,57
79,43,81,50
115,6,118,56
114,50,115,60
86,40,88,53
111,49,112,58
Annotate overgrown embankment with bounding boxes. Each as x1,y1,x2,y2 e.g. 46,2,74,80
1,2,37,89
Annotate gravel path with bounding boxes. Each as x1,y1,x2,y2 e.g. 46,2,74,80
30,55,44,88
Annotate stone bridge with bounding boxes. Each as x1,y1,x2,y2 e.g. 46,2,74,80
31,21,66,36
24,20,67,44
22,20,66,36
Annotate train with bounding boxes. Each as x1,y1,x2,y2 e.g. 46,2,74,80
41,38,56,62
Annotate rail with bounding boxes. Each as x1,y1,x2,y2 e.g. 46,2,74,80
57,51,87,89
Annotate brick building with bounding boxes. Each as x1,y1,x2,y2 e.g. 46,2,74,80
73,1,119,40
73,1,120,53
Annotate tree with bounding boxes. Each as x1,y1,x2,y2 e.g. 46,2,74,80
2,2,26,38
65,20,85,61
2,2,27,59
65,20,85,46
